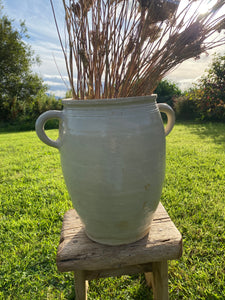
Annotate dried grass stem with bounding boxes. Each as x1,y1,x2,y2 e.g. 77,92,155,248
50,0,225,99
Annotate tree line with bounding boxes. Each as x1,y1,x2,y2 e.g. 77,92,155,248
0,4,224,130
174,54,225,122
0,5,61,130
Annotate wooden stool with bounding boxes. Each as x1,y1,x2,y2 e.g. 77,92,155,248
56,203,182,300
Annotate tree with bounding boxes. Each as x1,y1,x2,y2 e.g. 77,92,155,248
0,7,47,122
154,79,181,107
191,54,225,121
173,54,225,121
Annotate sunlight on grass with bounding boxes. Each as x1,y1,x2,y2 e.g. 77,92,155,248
0,122,224,299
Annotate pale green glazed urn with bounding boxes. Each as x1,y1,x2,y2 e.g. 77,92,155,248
35,95,175,245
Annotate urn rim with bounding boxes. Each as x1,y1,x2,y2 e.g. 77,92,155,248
62,94,157,107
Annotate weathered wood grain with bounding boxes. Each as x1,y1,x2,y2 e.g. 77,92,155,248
84,262,153,280
145,261,169,300
74,270,88,300
56,203,182,272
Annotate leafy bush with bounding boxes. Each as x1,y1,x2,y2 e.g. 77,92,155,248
26,93,62,129
173,94,199,120
28,92,62,120
0,92,62,131
174,54,225,122
191,89,225,122
154,80,181,108
193,54,225,122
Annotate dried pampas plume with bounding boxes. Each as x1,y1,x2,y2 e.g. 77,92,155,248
50,0,225,99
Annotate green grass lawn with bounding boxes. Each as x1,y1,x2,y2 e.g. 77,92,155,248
0,122,224,299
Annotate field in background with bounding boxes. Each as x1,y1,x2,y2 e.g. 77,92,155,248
0,122,224,299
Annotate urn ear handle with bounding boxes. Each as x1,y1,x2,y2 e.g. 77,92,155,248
157,103,175,136
35,110,63,149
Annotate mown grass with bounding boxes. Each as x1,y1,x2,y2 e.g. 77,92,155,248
0,122,224,299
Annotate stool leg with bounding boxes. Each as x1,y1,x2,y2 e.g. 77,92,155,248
74,270,88,300
145,261,168,300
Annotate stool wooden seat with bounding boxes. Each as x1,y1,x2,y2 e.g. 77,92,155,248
56,203,182,300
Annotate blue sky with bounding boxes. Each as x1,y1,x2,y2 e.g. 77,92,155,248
2,0,225,97
3,0,68,97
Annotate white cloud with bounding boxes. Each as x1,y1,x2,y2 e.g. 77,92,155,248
167,44,225,90
44,81,65,87
44,74,68,80
48,89,67,98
